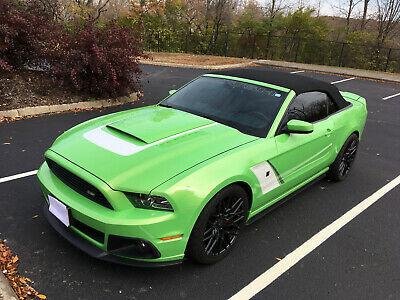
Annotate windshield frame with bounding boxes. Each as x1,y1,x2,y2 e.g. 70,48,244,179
158,74,291,137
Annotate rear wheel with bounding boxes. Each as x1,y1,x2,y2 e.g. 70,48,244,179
328,133,359,181
187,185,249,264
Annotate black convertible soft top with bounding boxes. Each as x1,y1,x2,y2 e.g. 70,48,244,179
210,69,349,109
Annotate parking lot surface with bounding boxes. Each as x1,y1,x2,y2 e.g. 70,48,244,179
0,64,399,299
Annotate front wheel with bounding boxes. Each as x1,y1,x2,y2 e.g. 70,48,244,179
186,185,249,264
328,133,359,181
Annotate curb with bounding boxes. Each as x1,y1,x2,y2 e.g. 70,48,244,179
142,54,399,83
0,93,138,121
256,59,400,83
141,59,256,70
0,273,18,300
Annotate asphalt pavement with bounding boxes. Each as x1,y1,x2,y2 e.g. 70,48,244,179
0,64,399,299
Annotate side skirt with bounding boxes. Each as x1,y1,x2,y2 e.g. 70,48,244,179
246,168,329,225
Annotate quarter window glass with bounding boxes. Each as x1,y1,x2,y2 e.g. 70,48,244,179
327,96,338,114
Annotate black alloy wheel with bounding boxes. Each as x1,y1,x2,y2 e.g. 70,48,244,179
187,185,249,264
328,133,359,181
203,195,246,256
338,139,358,177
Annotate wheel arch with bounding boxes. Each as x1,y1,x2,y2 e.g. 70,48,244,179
203,178,255,212
187,178,255,236
185,180,253,262
233,181,253,210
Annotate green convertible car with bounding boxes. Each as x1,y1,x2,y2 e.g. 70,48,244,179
37,69,367,266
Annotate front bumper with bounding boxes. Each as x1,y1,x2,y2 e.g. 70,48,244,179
43,204,182,267
37,157,189,266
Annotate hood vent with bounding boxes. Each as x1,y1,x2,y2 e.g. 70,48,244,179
106,125,148,144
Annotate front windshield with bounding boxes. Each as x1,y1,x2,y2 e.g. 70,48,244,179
160,76,288,137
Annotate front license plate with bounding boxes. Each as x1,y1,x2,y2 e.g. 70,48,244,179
48,195,70,227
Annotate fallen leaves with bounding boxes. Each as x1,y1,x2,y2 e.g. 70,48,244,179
0,240,46,299
0,116,23,123
145,51,253,67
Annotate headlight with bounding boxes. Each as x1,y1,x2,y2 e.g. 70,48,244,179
125,193,174,212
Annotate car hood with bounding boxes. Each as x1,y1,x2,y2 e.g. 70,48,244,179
49,105,258,192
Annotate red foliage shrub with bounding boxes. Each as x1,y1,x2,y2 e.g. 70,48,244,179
51,24,143,97
0,0,143,97
0,0,62,72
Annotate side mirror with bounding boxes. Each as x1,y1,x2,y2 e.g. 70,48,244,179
169,89,177,96
285,119,313,134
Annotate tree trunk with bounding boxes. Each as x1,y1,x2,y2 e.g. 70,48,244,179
270,0,276,17
345,0,354,34
360,0,370,29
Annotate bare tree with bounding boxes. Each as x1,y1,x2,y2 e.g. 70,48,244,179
30,0,68,21
360,0,371,29
207,0,229,52
31,0,115,22
333,0,362,33
104,0,131,19
316,0,322,17
376,0,400,46
205,0,239,52
205,0,213,31
264,0,287,18
269,0,278,17
68,0,112,22
346,0,362,32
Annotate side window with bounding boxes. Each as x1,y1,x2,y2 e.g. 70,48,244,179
287,92,330,123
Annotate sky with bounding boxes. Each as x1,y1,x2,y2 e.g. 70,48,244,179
319,1,337,16
258,0,375,17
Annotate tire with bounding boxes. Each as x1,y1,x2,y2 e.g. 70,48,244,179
328,133,359,182
186,185,249,264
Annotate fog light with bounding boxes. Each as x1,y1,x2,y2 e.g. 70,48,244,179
108,235,161,259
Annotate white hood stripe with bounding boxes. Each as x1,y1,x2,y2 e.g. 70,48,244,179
84,123,216,156
84,127,142,156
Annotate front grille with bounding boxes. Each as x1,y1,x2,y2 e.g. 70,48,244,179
46,159,113,210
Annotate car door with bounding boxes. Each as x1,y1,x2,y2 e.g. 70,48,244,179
270,92,335,189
